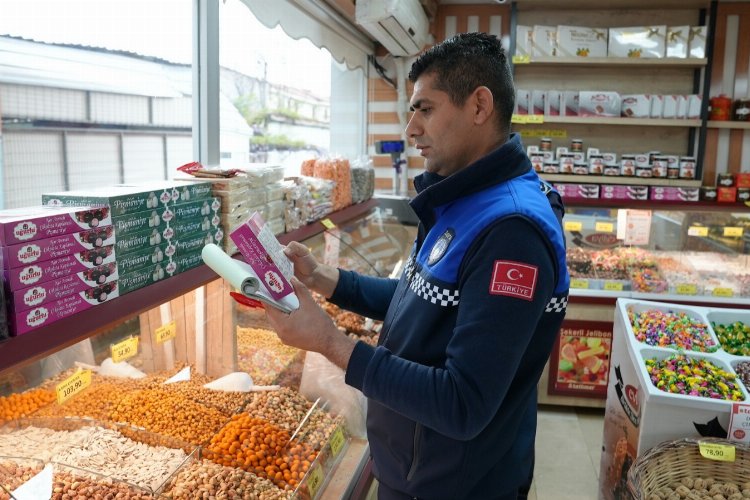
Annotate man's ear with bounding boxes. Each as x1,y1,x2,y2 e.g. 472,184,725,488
472,86,495,125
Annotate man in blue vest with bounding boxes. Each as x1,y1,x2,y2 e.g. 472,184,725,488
266,32,570,500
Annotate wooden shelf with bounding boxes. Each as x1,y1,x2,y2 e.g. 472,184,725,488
514,0,710,9
539,116,702,127
515,57,707,68
562,198,750,212
0,199,380,376
542,174,701,187
707,121,750,130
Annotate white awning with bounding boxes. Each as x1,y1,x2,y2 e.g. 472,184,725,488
240,0,373,71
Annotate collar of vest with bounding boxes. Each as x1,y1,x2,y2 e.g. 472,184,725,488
410,133,531,226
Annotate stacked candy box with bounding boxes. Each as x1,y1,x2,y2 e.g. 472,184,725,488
599,298,750,499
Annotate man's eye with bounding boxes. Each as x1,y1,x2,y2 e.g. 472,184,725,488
420,107,432,114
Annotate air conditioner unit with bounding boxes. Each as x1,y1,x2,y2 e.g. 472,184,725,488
355,0,429,57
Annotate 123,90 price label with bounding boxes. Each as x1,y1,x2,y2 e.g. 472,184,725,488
111,336,139,363
699,442,735,462
56,369,92,405
329,427,346,457
306,464,324,499
155,321,177,344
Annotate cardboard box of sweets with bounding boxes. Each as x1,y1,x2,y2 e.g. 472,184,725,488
118,251,205,295
9,262,118,313
42,181,213,217
3,245,116,291
9,281,119,336
0,206,112,246
1,226,114,269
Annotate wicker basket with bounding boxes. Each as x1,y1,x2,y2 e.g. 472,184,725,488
627,437,750,499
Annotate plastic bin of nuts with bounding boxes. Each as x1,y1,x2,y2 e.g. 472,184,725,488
0,457,156,499
0,417,198,495
627,438,750,500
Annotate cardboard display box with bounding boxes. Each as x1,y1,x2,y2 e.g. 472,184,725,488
599,299,749,499
0,206,112,246
4,245,116,291
2,226,114,269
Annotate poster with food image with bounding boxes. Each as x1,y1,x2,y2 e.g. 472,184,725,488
548,320,613,398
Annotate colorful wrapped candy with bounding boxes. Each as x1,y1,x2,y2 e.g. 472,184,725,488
645,354,744,401
629,308,718,352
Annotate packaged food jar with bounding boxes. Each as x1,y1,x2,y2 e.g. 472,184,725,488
573,163,589,175
542,160,559,173
679,156,696,179
667,163,680,179
635,165,653,178
709,94,732,120
559,153,575,174
540,137,552,151
603,165,620,176
530,154,544,173
717,173,735,187
734,99,750,121
620,154,636,176
652,156,668,178
588,154,604,175
570,139,583,152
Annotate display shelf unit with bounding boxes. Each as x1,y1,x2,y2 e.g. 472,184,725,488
516,57,707,68
0,199,379,377
707,121,750,129
559,197,749,211
542,174,702,188
540,116,702,127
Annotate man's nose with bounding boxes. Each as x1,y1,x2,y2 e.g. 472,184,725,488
405,113,420,140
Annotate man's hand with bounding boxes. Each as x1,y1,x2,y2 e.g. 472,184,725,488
284,241,339,298
265,277,357,371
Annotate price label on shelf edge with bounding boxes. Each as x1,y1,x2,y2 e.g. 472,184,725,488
329,427,346,458
724,227,743,237
155,320,177,344
512,54,531,64
564,221,583,232
675,284,698,295
111,336,139,363
307,463,324,499
688,226,709,237
595,222,614,233
519,129,567,138
570,279,589,289
713,287,734,298
55,369,92,405
603,281,624,291
698,442,735,462
321,218,336,230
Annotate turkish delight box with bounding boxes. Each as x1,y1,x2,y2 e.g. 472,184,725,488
599,299,748,499
650,186,699,202
110,206,170,237
114,227,169,256
553,183,600,199
620,95,651,118
9,281,119,335
2,226,114,269
688,26,707,58
3,245,116,291
515,25,532,57
556,26,608,58
118,180,214,204
666,26,689,58
116,242,175,277
0,206,112,246
9,263,118,313
608,25,666,58
164,251,205,278
532,25,557,57
579,91,621,117
161,216,221,242
601,185,649,201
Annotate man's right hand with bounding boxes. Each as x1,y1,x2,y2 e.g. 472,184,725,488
283,241,340,298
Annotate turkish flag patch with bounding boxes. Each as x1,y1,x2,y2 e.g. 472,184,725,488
489,260,538,301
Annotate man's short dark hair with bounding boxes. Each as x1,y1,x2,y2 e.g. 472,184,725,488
408,32,514,135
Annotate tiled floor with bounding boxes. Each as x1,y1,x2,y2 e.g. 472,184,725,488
528,405,605,500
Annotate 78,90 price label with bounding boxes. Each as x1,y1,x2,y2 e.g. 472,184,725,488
699,442,735,462
56,369,92,405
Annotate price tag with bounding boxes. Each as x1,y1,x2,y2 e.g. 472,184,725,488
724,227,744,237
595,222,614,233
321,218,336,230
699,442,735,462
526,114,544,124
688,226,709,237
512,54,531,64
307,463,324,499
713,287,734,298
604,281,624,291
511,114,528,124
676,284,698,295
519,129,567,138
56,369,92,405
564,221,583,232
155,320,177,344
329,427,346,458
570,279,589,289
111,336,139,363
